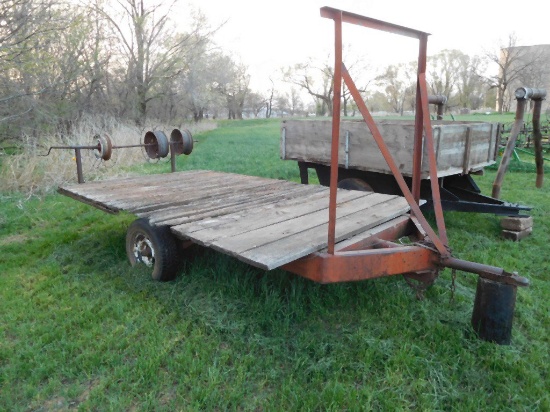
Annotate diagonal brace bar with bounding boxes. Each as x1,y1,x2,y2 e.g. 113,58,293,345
342,65,449,257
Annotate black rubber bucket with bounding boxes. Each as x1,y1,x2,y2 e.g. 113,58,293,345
471,277,517,345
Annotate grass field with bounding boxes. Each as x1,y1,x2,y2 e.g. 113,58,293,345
1,117,549,411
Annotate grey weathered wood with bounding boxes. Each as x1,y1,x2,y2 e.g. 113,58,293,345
500,215,533,231
148,183,318,226
172,187,331,234
501,227,532,241
281,119,499,178
235,197,410,270
210,193,394,255
183,190,373,247
59,170,413,271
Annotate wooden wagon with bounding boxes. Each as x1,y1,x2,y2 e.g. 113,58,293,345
282,119,529,215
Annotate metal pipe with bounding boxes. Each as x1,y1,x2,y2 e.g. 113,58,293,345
170,145,177,173
441,257,529,287
515,87,546,100
428,95,447,105
75,148,84,184
327,10,343,255
321,6,430,40
428,95,447,120
411,79,424,202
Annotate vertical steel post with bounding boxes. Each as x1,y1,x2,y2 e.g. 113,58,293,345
170,145,177,173
75,148,84,184
436,103,444,120
411,35,428,204
327,11,343,255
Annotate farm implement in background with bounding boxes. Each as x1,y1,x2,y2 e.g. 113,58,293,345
41,129,194,183
284,99,532,217
493,87,547,198
55,7,529,345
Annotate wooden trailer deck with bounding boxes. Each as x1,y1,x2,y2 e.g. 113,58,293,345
59,170,411,270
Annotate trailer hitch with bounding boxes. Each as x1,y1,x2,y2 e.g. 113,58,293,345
441,256,529,287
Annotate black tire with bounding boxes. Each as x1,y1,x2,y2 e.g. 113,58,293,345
126,218,181,281
337,178,373,192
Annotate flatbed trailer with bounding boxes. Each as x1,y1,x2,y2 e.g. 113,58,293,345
59,170,413,274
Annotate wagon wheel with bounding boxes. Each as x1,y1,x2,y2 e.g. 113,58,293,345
143,130,169,160
337,178,373,192
125,218,182,281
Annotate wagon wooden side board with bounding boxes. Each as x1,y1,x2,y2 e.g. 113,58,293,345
282,119,500,179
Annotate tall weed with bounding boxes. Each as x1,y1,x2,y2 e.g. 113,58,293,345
0,115,215,195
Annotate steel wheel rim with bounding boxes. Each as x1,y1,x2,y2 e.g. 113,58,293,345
132,234,155,267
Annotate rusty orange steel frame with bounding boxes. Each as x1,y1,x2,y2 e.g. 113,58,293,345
283,7,529,289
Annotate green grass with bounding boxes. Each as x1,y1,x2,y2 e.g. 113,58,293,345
1,118,548,411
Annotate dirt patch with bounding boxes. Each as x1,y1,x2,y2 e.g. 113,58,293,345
32,379,101,411
0,233,30,246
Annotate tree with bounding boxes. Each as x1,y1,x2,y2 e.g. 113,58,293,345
484,33,541,113
1,1,66,134
265,78,275,118
455,53,486,110
375,63,416,115
244,92,266,118
283,59,333,116
427,50,461,99
212,54,250,120
95,0,210,124
1,1,113,138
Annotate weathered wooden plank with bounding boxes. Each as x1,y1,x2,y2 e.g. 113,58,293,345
234,197,410,270
145,182,317,225
67,171,257,206
58,172,215,208
67,172,275,213
116,178,287,213
171,186,331,234
282,119,499,179
136,180,300,218
62,169,209,195
210,193,396,255
182,190,372,245
127,174,286,214
156,186,325,228
57,187,121,214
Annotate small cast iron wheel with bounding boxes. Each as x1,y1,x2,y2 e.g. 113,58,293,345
170,128,193,155
143,130,169,159
337,178,373,192
126,218,181,281
94,133,113,161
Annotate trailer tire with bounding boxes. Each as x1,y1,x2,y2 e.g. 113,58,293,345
337,178,373,192
126,218,181,281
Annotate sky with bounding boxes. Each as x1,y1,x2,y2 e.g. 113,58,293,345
183,0,550,92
